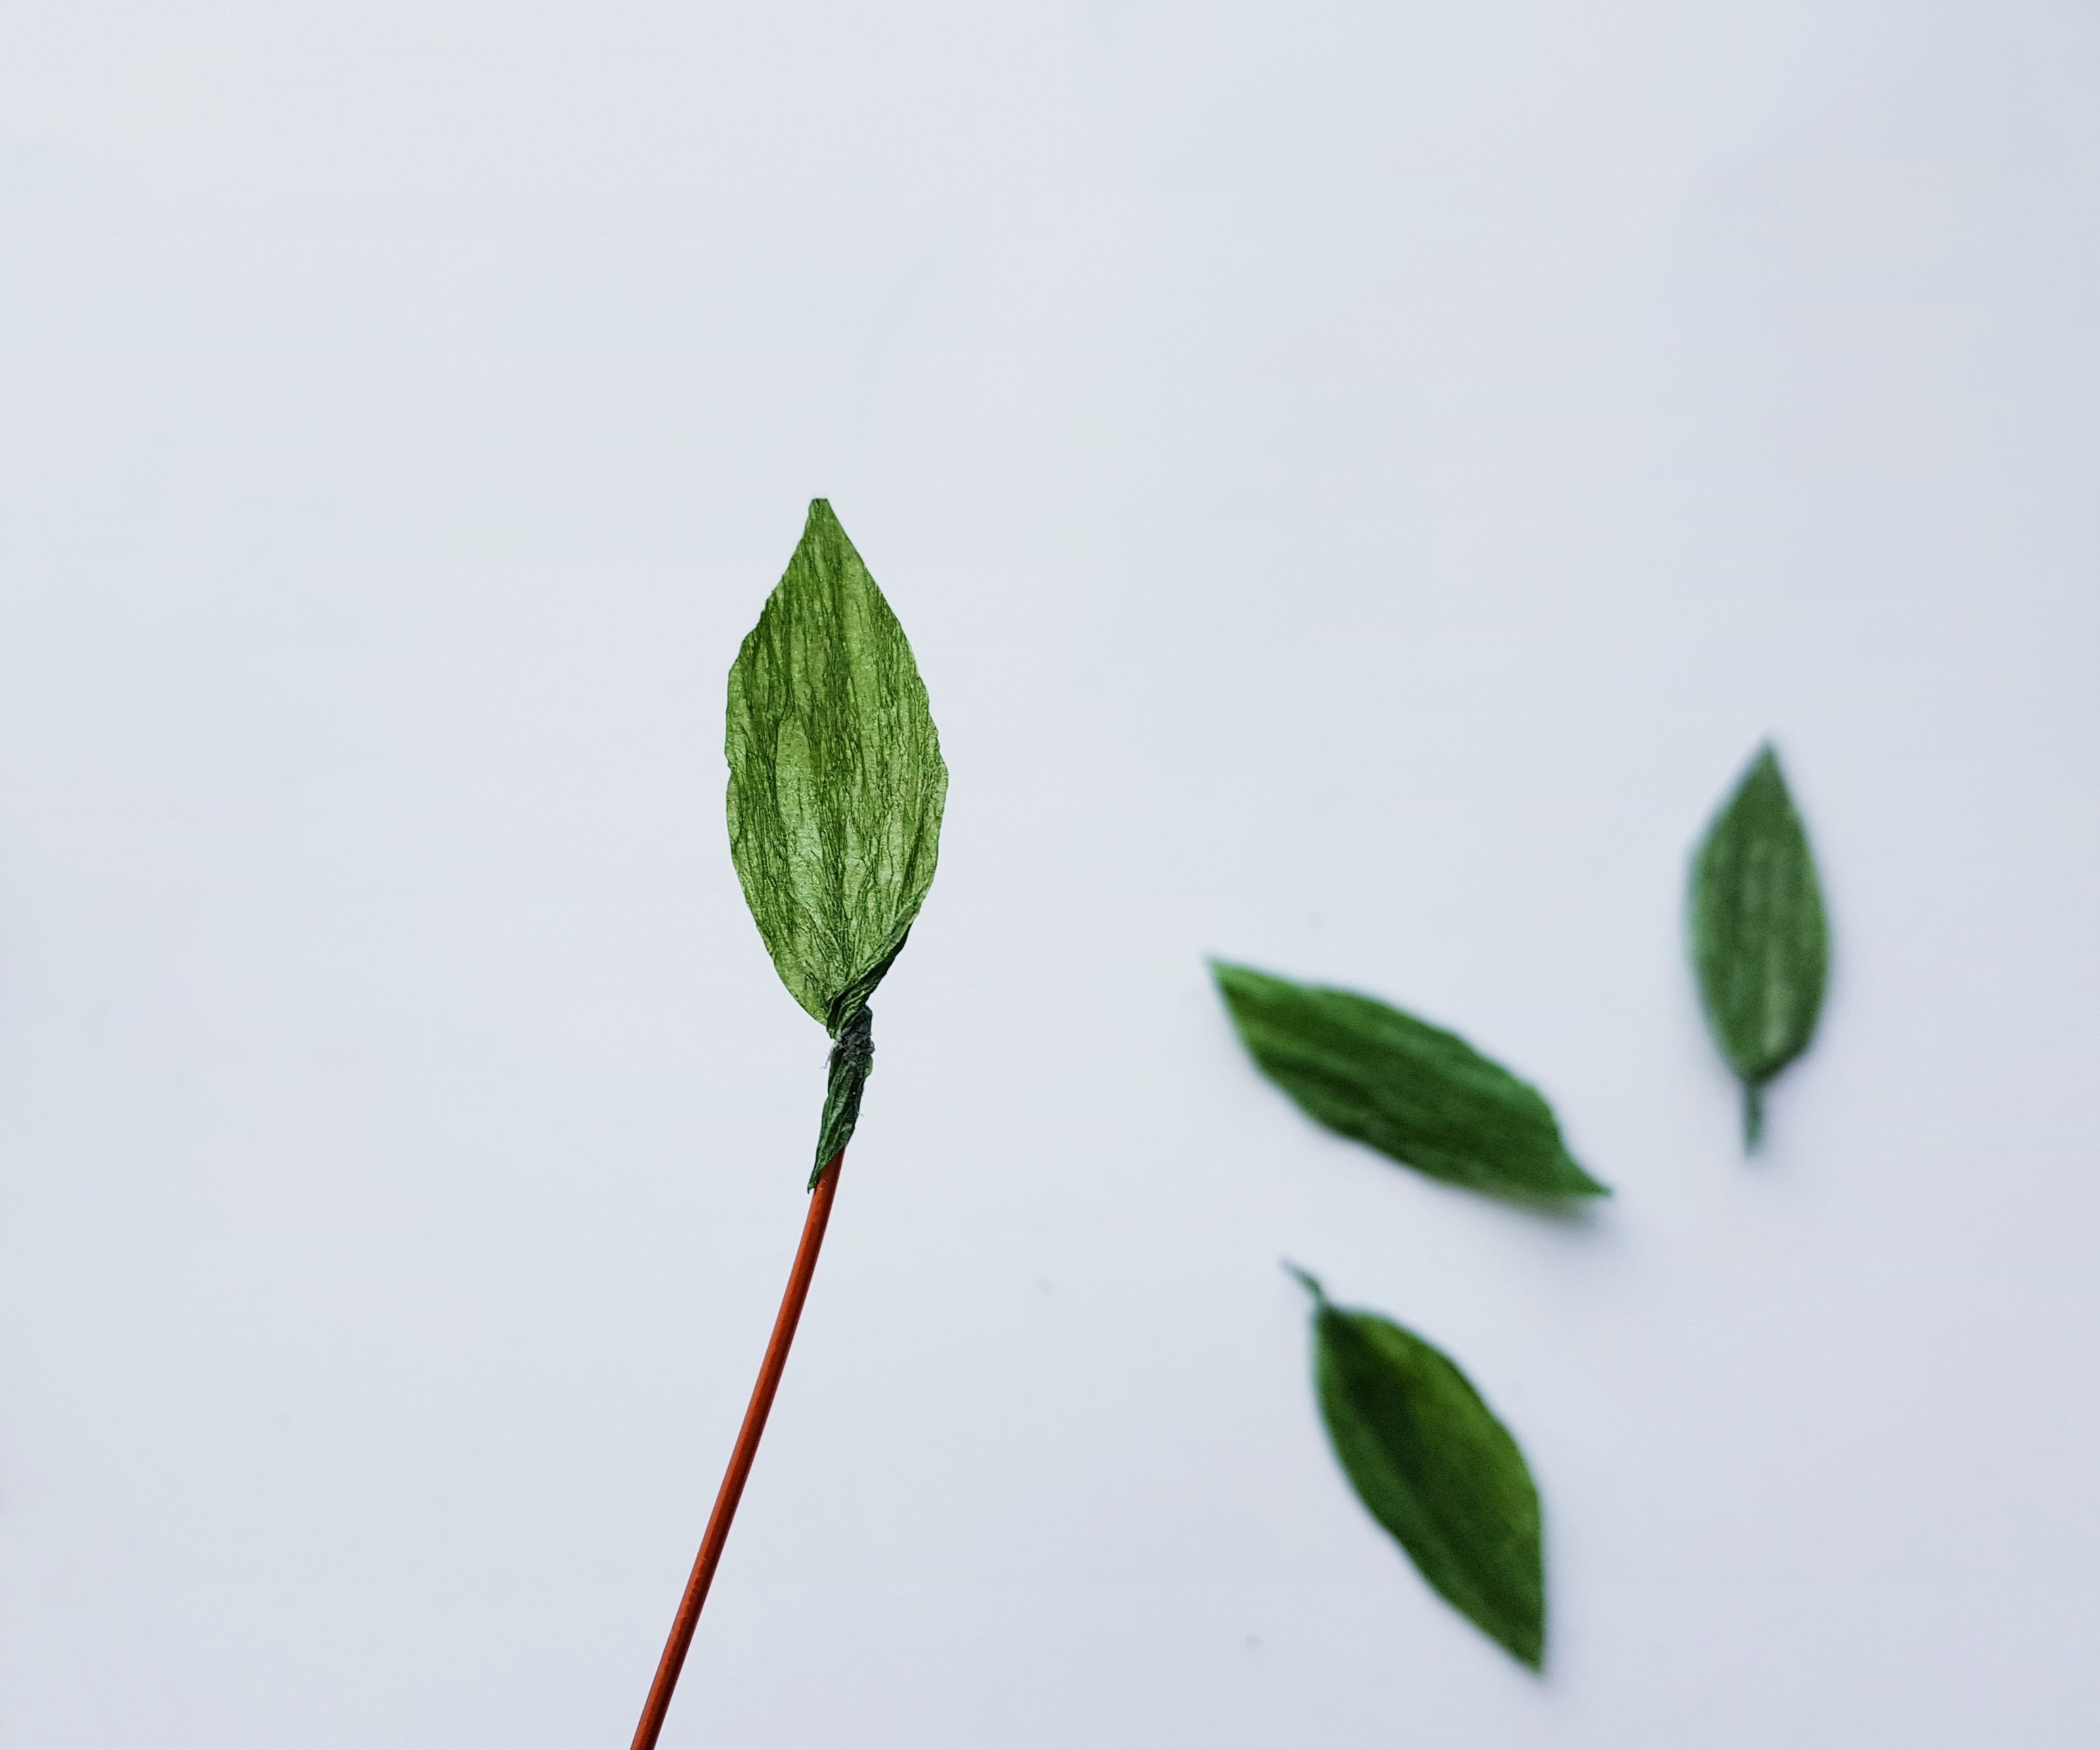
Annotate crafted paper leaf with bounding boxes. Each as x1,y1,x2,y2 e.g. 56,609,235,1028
1688,743,1828,1149
726,501,947,1178
1211,963,1606,1199
1292,1268,1545,1669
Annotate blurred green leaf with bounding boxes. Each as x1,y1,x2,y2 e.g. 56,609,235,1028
1293,1268,1546,1670
1689,744,1829,1148
1212,963,1606,1199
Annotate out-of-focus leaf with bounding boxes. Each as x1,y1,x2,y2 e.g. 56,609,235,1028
1292,1267,1546,1670
1211,963,1606,1199
1689,743,1829,1148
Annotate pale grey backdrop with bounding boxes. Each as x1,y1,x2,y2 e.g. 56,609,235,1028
3,3,2097,1745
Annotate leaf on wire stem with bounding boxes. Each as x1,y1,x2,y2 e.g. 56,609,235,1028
726,500,948,1179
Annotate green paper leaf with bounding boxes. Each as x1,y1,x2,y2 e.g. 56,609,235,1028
726,500,948,1177
1292,1268,1546,1670
1211,963,1606,1199
1689,743,1829,1150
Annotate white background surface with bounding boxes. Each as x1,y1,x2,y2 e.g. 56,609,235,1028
4,3,2098,1745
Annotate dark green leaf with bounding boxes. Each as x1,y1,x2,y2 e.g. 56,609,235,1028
1292,1267,1546,1670
726,500,948,1178
1211,963,1606,1199
812,1006,873,1180
1689,743,1829,1149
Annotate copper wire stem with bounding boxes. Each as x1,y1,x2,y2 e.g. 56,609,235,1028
627,1150,845,1750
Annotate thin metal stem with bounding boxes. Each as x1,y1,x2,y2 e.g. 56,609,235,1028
628,1152,845,1750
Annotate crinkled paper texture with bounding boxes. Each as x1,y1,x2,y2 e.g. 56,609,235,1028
726,500,946,1173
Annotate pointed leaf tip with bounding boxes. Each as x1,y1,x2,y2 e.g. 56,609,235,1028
1211,961,1607,1201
